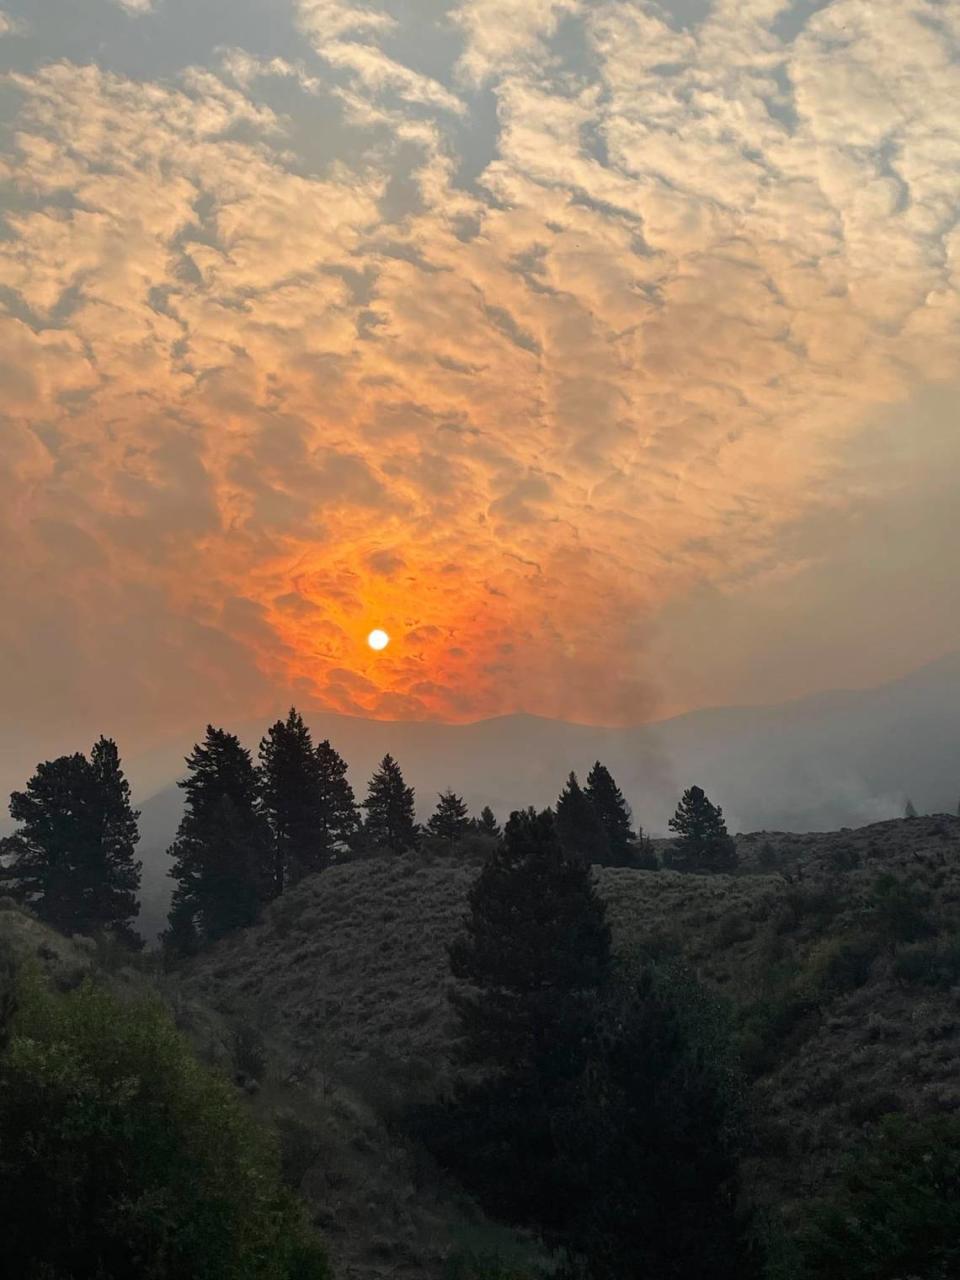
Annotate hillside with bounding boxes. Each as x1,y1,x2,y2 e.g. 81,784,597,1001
121,651,960,939
179,813,960,1235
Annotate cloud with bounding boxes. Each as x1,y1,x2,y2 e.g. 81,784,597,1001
1,0,959,736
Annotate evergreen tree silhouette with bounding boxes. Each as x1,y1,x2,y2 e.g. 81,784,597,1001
259,708,323,892
315,738,360,862
555,771,609,864
435,808,611,1228
362,754,418,852
1,739,141,942
584,761,635,865
476,805,501,839
427,789,470,844
165,727,272,947
667,785,737,872
904,797,918,819
449,807,610,1083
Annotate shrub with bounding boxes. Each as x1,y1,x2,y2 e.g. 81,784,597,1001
807,933,879,996
794,1114,960,1279
869,874,935,946
892,935,960,989
0,966,329,1280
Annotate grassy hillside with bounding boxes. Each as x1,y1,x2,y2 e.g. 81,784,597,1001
180,814,960,1247
8,812,959,1276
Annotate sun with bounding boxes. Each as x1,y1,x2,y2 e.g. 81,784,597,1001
367,628,390,651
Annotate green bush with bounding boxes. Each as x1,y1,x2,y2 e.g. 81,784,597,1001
0,966,330,1280
892,935,960,989
807,933,879,996
869,874,935,946
793,1114,960,1279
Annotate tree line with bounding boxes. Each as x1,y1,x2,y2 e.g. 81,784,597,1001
0,707,738,951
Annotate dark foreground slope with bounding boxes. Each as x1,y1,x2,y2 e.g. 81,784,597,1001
181,815,960,1235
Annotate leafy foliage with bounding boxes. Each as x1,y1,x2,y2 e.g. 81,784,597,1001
0,738,141,942
0,966,329,1280
793,1114,960,1280
667,785,737,872
554,964,759,1280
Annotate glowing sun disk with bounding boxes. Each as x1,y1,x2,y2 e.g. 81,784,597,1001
367,628,390,651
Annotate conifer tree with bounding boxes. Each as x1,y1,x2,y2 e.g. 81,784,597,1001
87,737,143,944
667,785,737,872
259,708,322,892
166,727,272,947
435,808,612,1228
904,797,918,819
363,754,418,852
555,772,609,864
449,807,611,1083
427,789,470,844
476,806,501,839
0,739,141,941
584,761,635,865
315,738,360,861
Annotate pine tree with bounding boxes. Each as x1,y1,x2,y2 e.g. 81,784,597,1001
0,740,141,941
555,772,609,864
259,708,322,892
434,808,612,1229
904,798,918,819
362,754,418,852
427,790,470,844
166,727,272,947
584,761,635,865
449,807,610,1083
315,738,360,861
476,806,501,839
87,737,142,945
667,785,737,872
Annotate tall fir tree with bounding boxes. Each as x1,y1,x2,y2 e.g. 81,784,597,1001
87,737,143,945
0,739,141,941
315,738,360,862
449,806,611,1084
667,785,737,872
362,754,418,852
165,727,272,947
475,806,501,839
555,772,609,865
259,708,322,892
433,808,612,1230
427,790,470,844
584,761,635,866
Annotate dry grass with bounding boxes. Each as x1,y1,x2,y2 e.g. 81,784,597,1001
182,814,960,1252
8,813,960,1277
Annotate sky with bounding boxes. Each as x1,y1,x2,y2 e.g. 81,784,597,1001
1,0,959,757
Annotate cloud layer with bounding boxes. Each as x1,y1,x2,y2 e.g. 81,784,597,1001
1,0,959,736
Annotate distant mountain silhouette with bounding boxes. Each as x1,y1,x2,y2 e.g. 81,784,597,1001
130,651,960,939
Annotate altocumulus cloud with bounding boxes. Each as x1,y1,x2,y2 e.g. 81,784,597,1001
0,0,959,735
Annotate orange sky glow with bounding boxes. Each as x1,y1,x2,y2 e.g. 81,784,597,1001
1,0,959,747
